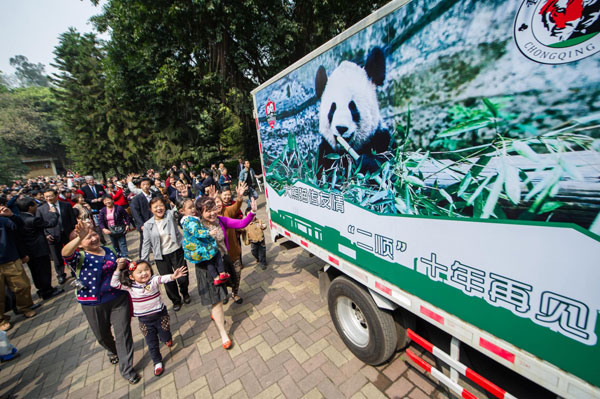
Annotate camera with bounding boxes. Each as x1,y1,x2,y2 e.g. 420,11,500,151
71,278,87,291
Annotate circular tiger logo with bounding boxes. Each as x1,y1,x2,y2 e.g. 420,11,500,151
514,0,600,64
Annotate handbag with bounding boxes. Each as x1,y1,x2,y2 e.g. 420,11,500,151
108,225,126,237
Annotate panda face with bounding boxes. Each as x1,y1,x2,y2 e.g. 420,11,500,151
318,61,381,150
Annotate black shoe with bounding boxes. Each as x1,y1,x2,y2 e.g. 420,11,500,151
13,302,41,316
222,297,229,305
173,303,182,311
42,287,65,300
183,294,191,304
57,276,66,285
260,263,267,270
128,374,141,384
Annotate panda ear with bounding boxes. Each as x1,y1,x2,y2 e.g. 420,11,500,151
365,47,385,86
315,66,328,99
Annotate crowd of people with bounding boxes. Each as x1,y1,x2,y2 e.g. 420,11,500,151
0,159,269,381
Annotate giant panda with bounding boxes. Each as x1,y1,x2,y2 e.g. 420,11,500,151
315,47,393,180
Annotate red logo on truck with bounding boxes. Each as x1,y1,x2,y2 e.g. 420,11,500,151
266,99,276,128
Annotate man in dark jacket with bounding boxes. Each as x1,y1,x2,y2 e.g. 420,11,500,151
0,205,37,331
194,169,216,197
16,197,64,300
80,176,106,213
36,189,77,284
129,178,156,257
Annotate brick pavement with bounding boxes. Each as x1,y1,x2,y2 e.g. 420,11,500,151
0,197,452,399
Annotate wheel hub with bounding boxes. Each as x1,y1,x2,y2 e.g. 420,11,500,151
336,296,369,348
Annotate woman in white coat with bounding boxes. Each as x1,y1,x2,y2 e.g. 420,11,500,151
141,197,190,311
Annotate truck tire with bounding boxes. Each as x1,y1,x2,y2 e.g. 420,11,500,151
328,276,397,365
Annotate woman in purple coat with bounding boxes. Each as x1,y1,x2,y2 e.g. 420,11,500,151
98,195,132,257
193,196,257,349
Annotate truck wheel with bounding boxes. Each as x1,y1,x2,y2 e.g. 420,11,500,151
328,276,397,365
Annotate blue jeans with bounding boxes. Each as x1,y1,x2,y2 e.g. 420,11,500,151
245,187,259,210
109,234,129,258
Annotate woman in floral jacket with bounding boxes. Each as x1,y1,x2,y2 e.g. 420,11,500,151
179,196,256,349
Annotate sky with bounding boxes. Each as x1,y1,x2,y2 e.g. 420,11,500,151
0,0,107,78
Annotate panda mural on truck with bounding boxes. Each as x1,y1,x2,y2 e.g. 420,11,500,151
314,47,395,180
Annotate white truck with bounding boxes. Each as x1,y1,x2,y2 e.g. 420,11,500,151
251,0,600,397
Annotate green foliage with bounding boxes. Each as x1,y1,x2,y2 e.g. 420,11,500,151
0,86,63,159
85,0,387,170
0,138,27,185
52,29,114,175
266,97,600,231
9,55,50,87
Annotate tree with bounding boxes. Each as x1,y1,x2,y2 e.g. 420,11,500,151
0,138,27,185
0,86,63,156
51,29,114,176
0,72,9,93
90,0,389,168
9,55,50,87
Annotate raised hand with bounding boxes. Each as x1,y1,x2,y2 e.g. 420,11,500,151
207,185,217,198
172,266,188,280
75,220,91,239
0,206,13,217
116,258,128,270
236,181,247,199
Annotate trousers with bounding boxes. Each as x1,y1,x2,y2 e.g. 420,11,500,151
81,294,136,379
138,307,172,364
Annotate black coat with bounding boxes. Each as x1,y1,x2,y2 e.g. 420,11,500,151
18,212,56,258
80,184,106,212
36,201,77,242
130,192,155,231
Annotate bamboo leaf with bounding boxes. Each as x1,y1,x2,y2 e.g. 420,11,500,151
467,174,493,206
457,172,473,197
438,119,494,138
470,155,492,178
559,157,583,180
439,189,453,204
504,163,521,205
325,153,340,160
512,141,540,162
482,172,503,219
368,190,388,204
482,98,498,117
395,197,407,213
539,201,565,214
524,167,561,201
404,175,425,187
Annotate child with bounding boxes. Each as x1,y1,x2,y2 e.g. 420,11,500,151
242,209,267,270
111,258,187,376
178,198,229,285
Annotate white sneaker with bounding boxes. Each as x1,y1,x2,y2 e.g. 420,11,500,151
154,362,164,376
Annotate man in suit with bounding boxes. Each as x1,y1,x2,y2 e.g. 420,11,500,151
79,176,107,244
36,188,77,284
16,197,64,300
129,178,156,257
80,176,106,213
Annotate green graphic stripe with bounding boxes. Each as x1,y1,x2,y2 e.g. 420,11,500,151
270,209,600,387
548,32,598,48
267,178,600,242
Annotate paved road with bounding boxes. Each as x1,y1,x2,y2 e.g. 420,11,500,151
0,196,449,399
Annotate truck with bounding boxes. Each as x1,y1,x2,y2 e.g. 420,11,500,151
250,0,600,397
